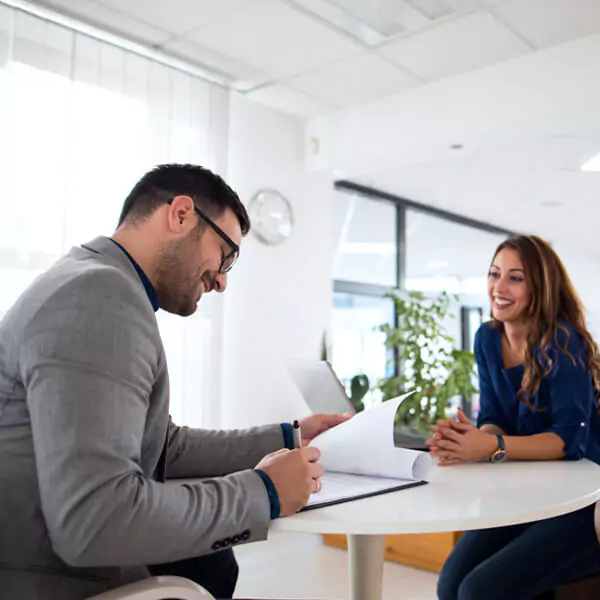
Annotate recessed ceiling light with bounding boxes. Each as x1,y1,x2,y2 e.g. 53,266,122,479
581,152,600,172
449,144,463,150
540,200,564,208
286,0,402,45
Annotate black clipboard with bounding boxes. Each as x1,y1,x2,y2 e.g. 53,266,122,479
300,479,428,512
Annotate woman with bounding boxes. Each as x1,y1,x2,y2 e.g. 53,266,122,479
428,235,600,600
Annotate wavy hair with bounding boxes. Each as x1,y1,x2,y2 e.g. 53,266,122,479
491,235,600,407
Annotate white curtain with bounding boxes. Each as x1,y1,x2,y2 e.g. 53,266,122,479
0,4,228,427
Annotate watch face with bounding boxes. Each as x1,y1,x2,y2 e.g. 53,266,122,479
491,451,507,463
248,189,294,246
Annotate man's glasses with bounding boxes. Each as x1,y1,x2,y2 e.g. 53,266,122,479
167,199,239,273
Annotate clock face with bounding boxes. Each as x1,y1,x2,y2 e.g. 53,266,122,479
248,189,294,246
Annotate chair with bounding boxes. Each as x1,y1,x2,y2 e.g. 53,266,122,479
87,576,215,600
554,573,600,600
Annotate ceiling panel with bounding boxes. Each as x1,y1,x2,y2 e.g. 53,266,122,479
93,0,251,37
493,0,600,49
245,83,331,118
32,0,171,45
379,10,530,81
164,38,269,87
186,0,362,78
289,53,420,108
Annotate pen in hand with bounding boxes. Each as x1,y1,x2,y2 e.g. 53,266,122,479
292,419,302,449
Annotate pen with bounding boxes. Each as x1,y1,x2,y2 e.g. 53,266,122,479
292,419,302,449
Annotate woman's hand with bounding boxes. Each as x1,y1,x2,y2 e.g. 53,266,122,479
426,408,498,466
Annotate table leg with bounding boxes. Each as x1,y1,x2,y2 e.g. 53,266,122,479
347,534,386,600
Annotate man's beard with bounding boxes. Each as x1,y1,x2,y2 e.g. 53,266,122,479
154,234,204,316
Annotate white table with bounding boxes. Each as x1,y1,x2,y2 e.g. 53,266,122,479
271,460,600,600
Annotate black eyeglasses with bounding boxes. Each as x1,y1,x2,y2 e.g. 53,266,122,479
167,199,239,273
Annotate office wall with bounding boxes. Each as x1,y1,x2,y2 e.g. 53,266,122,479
220,94,335,427
554,242,600,341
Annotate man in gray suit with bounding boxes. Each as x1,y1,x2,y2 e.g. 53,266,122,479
0,164,349,600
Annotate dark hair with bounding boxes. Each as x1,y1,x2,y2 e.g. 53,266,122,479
118,163,250,235
490,235,600,407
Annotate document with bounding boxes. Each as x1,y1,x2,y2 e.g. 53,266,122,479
303,393,431,510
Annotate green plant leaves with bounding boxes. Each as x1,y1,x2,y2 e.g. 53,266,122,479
377,289,478,431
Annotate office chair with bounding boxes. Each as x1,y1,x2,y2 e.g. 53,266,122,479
87,576,215,600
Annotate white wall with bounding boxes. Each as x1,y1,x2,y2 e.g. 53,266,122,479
554,242,600,342
221,94,334,427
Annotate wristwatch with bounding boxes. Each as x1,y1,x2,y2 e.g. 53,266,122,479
489,434,507,463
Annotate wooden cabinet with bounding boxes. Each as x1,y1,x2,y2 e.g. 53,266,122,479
323,532,462,573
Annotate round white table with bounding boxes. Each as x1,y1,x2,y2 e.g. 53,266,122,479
271,460,600,600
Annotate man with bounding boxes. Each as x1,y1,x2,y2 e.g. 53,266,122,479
0,164,349,599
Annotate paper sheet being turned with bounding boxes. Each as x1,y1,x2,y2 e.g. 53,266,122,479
308,393,432,482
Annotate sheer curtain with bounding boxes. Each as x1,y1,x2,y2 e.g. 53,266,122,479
0,4,228,427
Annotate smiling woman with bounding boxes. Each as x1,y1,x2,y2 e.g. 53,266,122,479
430,234,600,600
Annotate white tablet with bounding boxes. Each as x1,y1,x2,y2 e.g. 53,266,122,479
286,360,357,415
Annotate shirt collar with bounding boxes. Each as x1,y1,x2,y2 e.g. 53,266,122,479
109,239,159,312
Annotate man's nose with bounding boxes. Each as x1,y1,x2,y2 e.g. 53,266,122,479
214,272,227,293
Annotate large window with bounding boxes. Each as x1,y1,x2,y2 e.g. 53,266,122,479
331,181,515,415
331,291,393,409
405,208,507,346
0,5,227,427
333,192,397,286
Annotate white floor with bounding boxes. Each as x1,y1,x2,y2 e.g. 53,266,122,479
235,531,438,599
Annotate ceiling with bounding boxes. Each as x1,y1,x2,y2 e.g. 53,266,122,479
20,0,600,258
28,0,600,118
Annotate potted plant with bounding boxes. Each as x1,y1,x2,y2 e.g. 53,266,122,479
377,290,478,448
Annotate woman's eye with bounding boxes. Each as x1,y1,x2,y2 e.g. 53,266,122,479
510,276,524,283
488,272,499,279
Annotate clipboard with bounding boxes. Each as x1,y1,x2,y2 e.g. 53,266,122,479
300,473,428,512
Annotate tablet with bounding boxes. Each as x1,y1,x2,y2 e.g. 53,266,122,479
286,360,357,415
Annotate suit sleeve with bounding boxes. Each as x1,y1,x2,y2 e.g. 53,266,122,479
20,271,270,568
166,420,286,478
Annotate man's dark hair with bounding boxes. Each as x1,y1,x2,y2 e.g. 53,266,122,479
118,164,250,235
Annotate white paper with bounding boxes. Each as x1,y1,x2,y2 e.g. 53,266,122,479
309,392,431,482
305,472,420,508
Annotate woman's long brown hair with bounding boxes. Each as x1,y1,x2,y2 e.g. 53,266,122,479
491,235,600,407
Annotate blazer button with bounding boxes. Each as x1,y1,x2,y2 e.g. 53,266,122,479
241,530,250,541
211,541,222,551
232,534,241,544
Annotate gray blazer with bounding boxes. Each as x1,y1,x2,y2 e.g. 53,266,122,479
0,237,284,600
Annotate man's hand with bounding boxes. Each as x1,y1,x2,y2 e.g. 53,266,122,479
426,408,497,466
299,413,353,446
255,447,324,516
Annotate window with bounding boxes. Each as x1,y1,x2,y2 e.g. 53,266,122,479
333,191,397,286
405,208,506,346
0,5,227,427
331,182,514,416
331,292,394,409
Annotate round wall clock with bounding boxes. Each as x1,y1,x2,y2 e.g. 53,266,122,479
247,189,294,246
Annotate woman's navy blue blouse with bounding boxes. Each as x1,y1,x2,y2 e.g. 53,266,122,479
474,321,600,464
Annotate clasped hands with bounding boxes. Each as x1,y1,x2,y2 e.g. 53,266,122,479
426,408,498,466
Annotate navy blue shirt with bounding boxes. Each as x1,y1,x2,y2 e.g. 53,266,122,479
475,321,600,464
109,239,159,312
108,238,291,518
